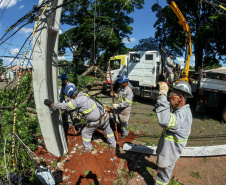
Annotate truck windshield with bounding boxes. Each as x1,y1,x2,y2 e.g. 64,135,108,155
110,59,121,70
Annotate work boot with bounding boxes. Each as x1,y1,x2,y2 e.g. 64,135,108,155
119,134,128,139
80,148,92,153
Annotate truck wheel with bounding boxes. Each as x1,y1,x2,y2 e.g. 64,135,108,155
222,106,226,123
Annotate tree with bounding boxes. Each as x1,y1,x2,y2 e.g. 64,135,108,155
151,0,226,71
133,36,159,51
203,56,222,70
59,0,144,69
0,59,3,74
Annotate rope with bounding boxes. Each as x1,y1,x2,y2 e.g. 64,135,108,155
11,4,48,172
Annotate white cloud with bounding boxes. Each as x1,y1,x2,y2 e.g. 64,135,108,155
3,57,20,66
20,27,33,34
176,57,185,69
10,48,20,54
59,29,63,35
18,5,24,9
122,37,136,44
0,0,19,9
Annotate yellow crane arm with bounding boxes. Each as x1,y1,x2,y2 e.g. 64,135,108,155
168,1,192,82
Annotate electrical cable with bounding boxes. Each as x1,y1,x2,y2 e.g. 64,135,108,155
4,133,11,181
0,0,55,45
0,0,12,22
4,2,62,68
11,4,48,172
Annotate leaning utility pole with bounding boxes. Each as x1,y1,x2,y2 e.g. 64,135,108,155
32,0,68,157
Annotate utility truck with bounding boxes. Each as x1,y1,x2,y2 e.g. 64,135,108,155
106,50,164,99
196,67,226,123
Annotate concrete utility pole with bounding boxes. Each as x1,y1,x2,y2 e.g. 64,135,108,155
32,0,68,156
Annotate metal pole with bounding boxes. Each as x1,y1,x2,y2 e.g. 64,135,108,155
108,60,118,140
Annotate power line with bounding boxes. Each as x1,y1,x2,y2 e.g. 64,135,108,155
0,0,12,22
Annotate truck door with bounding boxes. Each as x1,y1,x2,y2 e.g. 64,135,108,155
141,52,156,87
106,55,126,84
127,52,143,82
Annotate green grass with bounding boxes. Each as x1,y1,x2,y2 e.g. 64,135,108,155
145,113,153,117
190,171,201,179
203,157,208,163
168,179,181,185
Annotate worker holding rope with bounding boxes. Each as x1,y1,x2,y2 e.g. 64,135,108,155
155,81,193,185
110,75,134,139
44,85,116,153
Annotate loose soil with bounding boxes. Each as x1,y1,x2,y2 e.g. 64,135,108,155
34,88,226,185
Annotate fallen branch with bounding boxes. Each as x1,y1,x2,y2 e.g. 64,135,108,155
25,112,38,119
0,106,13,109
25,107,37,114
79,66,105,80
21,88,34,106
3,79,15,91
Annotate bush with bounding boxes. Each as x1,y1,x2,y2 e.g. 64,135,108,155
0,73,41,183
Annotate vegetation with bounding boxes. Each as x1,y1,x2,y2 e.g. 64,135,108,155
0,73,41,184
151,0,226,70
133,36,159,51
59,0,145,69
190,171,202,179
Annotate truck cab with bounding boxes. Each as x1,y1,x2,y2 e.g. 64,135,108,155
106,51,162,99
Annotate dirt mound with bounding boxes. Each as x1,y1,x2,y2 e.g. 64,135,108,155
34,126,137,184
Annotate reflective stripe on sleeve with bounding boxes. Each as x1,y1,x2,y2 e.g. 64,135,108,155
166,113,175,131
125,98,132,104
82,138,91,142
107,134,114,138
155,179,168,185
68,101,76,110
118,98,132,104
81,103,97,114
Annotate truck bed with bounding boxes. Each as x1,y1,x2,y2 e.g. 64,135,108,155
200,78,226,91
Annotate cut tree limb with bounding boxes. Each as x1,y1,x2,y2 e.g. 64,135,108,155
25,107,37,114
79,66,105,80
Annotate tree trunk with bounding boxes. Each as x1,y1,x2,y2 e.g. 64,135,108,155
194,44,204,71
79,66,105,80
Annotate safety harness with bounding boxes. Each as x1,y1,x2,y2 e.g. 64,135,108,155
67,93,108,127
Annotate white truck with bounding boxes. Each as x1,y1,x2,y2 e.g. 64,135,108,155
106,51,164,99
196,67,226,123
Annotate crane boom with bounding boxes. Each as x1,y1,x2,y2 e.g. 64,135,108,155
168,0,192,82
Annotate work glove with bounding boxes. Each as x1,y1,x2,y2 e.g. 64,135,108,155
112,104,119,109
110,91,117,97
44,99,52,106
158,81,169,96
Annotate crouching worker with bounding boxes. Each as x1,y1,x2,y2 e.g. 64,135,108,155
110,75,134,139
44,85,116,153
155,81,193,185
